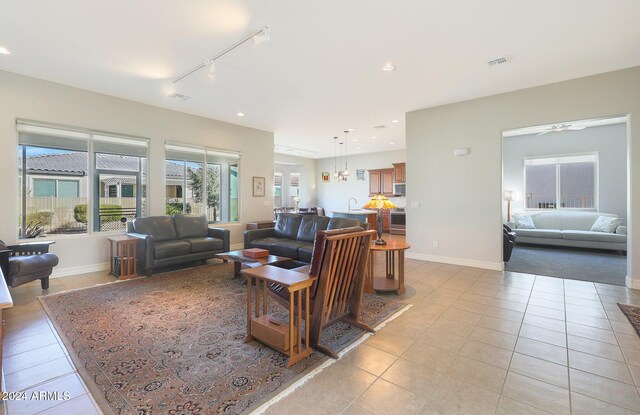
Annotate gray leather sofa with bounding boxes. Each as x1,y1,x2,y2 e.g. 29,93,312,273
244,213,368,262
127,214,230,276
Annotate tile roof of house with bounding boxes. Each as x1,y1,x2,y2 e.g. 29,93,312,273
19,153,186,177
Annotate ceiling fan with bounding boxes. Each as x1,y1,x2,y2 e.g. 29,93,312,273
537,123,586,135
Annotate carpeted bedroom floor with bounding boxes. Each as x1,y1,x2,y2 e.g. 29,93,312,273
505,244,627,286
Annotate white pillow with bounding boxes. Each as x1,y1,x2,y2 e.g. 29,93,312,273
590,216,622,233
514,215,535,229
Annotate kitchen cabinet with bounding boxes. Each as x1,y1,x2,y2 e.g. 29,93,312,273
381,209,390,232
393,163,406,183
368,168,394,196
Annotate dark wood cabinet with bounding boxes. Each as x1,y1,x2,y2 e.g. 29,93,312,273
393,163,406,183
368,168,394,196
381,209,390,232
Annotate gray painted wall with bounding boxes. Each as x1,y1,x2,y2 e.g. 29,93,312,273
503,123,627,221
406,66,639,288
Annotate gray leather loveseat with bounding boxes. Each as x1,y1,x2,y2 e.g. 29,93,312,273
127,214,230,276
244,213,368,262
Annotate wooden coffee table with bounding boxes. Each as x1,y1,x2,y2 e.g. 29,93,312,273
365,241,411,295
215,250,292,278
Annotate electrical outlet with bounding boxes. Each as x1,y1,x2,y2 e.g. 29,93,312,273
433,240,439,248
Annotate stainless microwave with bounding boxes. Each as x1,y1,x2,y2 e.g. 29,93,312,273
393,183,406,196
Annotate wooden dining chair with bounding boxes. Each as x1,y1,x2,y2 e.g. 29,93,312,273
267,227,376,358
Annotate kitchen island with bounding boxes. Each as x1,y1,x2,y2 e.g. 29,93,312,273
332,210,378,227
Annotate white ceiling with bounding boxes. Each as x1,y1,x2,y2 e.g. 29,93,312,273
1,0,639,159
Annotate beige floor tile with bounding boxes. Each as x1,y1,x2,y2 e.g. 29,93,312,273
570,392,640,415
567,322,618,345
522,314,566,333
495,396,552,415
381,357,443,397
617,332,640,351
526,305,566,321
528,297,565,311
445,355,507,393
459,292,494,305
264,385,351,415
6,372,87,415
459,339,513,369
402,341,457,372
418,327,468,353
450,299,488,314
570,368,640,411
356,379,425,415
515,337,568,365
3,330,59,358
569,350,635,384
623,347,640,366
342,404,373,415
429,319,477,338
566,313,612,330
610,319,638,336
491,298,528,313
629,364,640,387
381,318,429,340
341,344,397,377
476,315,521,336
4,357,75,392
519,324,567,347
3,343,66,374
509,352,569,388
303,360,377,401
366,332,415,356
469,326,517,350
419,376,500,415
484,306,524,323
502,372,570,415
568,334,625,362
566,304,608,319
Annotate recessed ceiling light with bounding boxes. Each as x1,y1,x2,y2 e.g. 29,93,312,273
0,46,10,55
346,128,354,131
382,63,395,71
236,112,245,117
389,142,395,145
357,147,361,150
391,119,399,123
352,139,358,142
371,136,376,139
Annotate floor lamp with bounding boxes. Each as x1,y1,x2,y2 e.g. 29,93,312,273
362,194,397,245
504,191,516,222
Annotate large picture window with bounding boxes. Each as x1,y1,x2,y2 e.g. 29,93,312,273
524,154,597,210
165,143,240,222
289,172,300,206
274,173,283,208
18,121,148,238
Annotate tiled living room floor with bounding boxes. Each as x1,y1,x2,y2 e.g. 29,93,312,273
2,243,640,414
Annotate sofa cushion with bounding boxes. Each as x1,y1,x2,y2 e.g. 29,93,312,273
514,215,536,229
297,242,315,263
274,214,303,239
173,214,208,239
590,216,623,233
561,231,627,243
515,229,562,239
296,215,330,242
154,240,191,259
270,240,306,259
327,217,366,230
184,237,224,253
247,237,275,251
133,216,178,242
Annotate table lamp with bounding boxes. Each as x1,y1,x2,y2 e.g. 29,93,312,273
362,194,397,245
504,190,516,222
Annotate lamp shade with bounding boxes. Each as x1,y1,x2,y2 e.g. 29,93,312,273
504,190,516,201
362,194,397,210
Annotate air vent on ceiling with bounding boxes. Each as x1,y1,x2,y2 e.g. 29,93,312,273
168,93,191,101
487,57,508,67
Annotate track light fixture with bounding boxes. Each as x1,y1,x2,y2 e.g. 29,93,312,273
172,25,270,85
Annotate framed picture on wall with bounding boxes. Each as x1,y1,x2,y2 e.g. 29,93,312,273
321,172,330,183
356,169,365,180
253,176,265,197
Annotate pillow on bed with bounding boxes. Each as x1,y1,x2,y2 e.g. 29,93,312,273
514,215,535,229
590,216,622,233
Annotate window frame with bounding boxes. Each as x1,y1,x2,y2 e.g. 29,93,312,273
17,120,149,239
524,152,599,211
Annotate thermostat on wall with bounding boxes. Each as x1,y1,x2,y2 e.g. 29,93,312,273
454,148,470,156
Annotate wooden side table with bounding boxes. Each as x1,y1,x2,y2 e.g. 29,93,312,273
241,265,316,367
107,235,139,280
365,241,411,295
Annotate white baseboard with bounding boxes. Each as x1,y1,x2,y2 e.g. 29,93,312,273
405,252,504,271
625,276,640,290
51,262,110,279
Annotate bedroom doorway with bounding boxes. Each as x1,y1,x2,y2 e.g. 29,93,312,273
501,116,628,285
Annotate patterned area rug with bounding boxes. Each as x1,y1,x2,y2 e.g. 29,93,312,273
39,263,405,415
618,303,640,337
